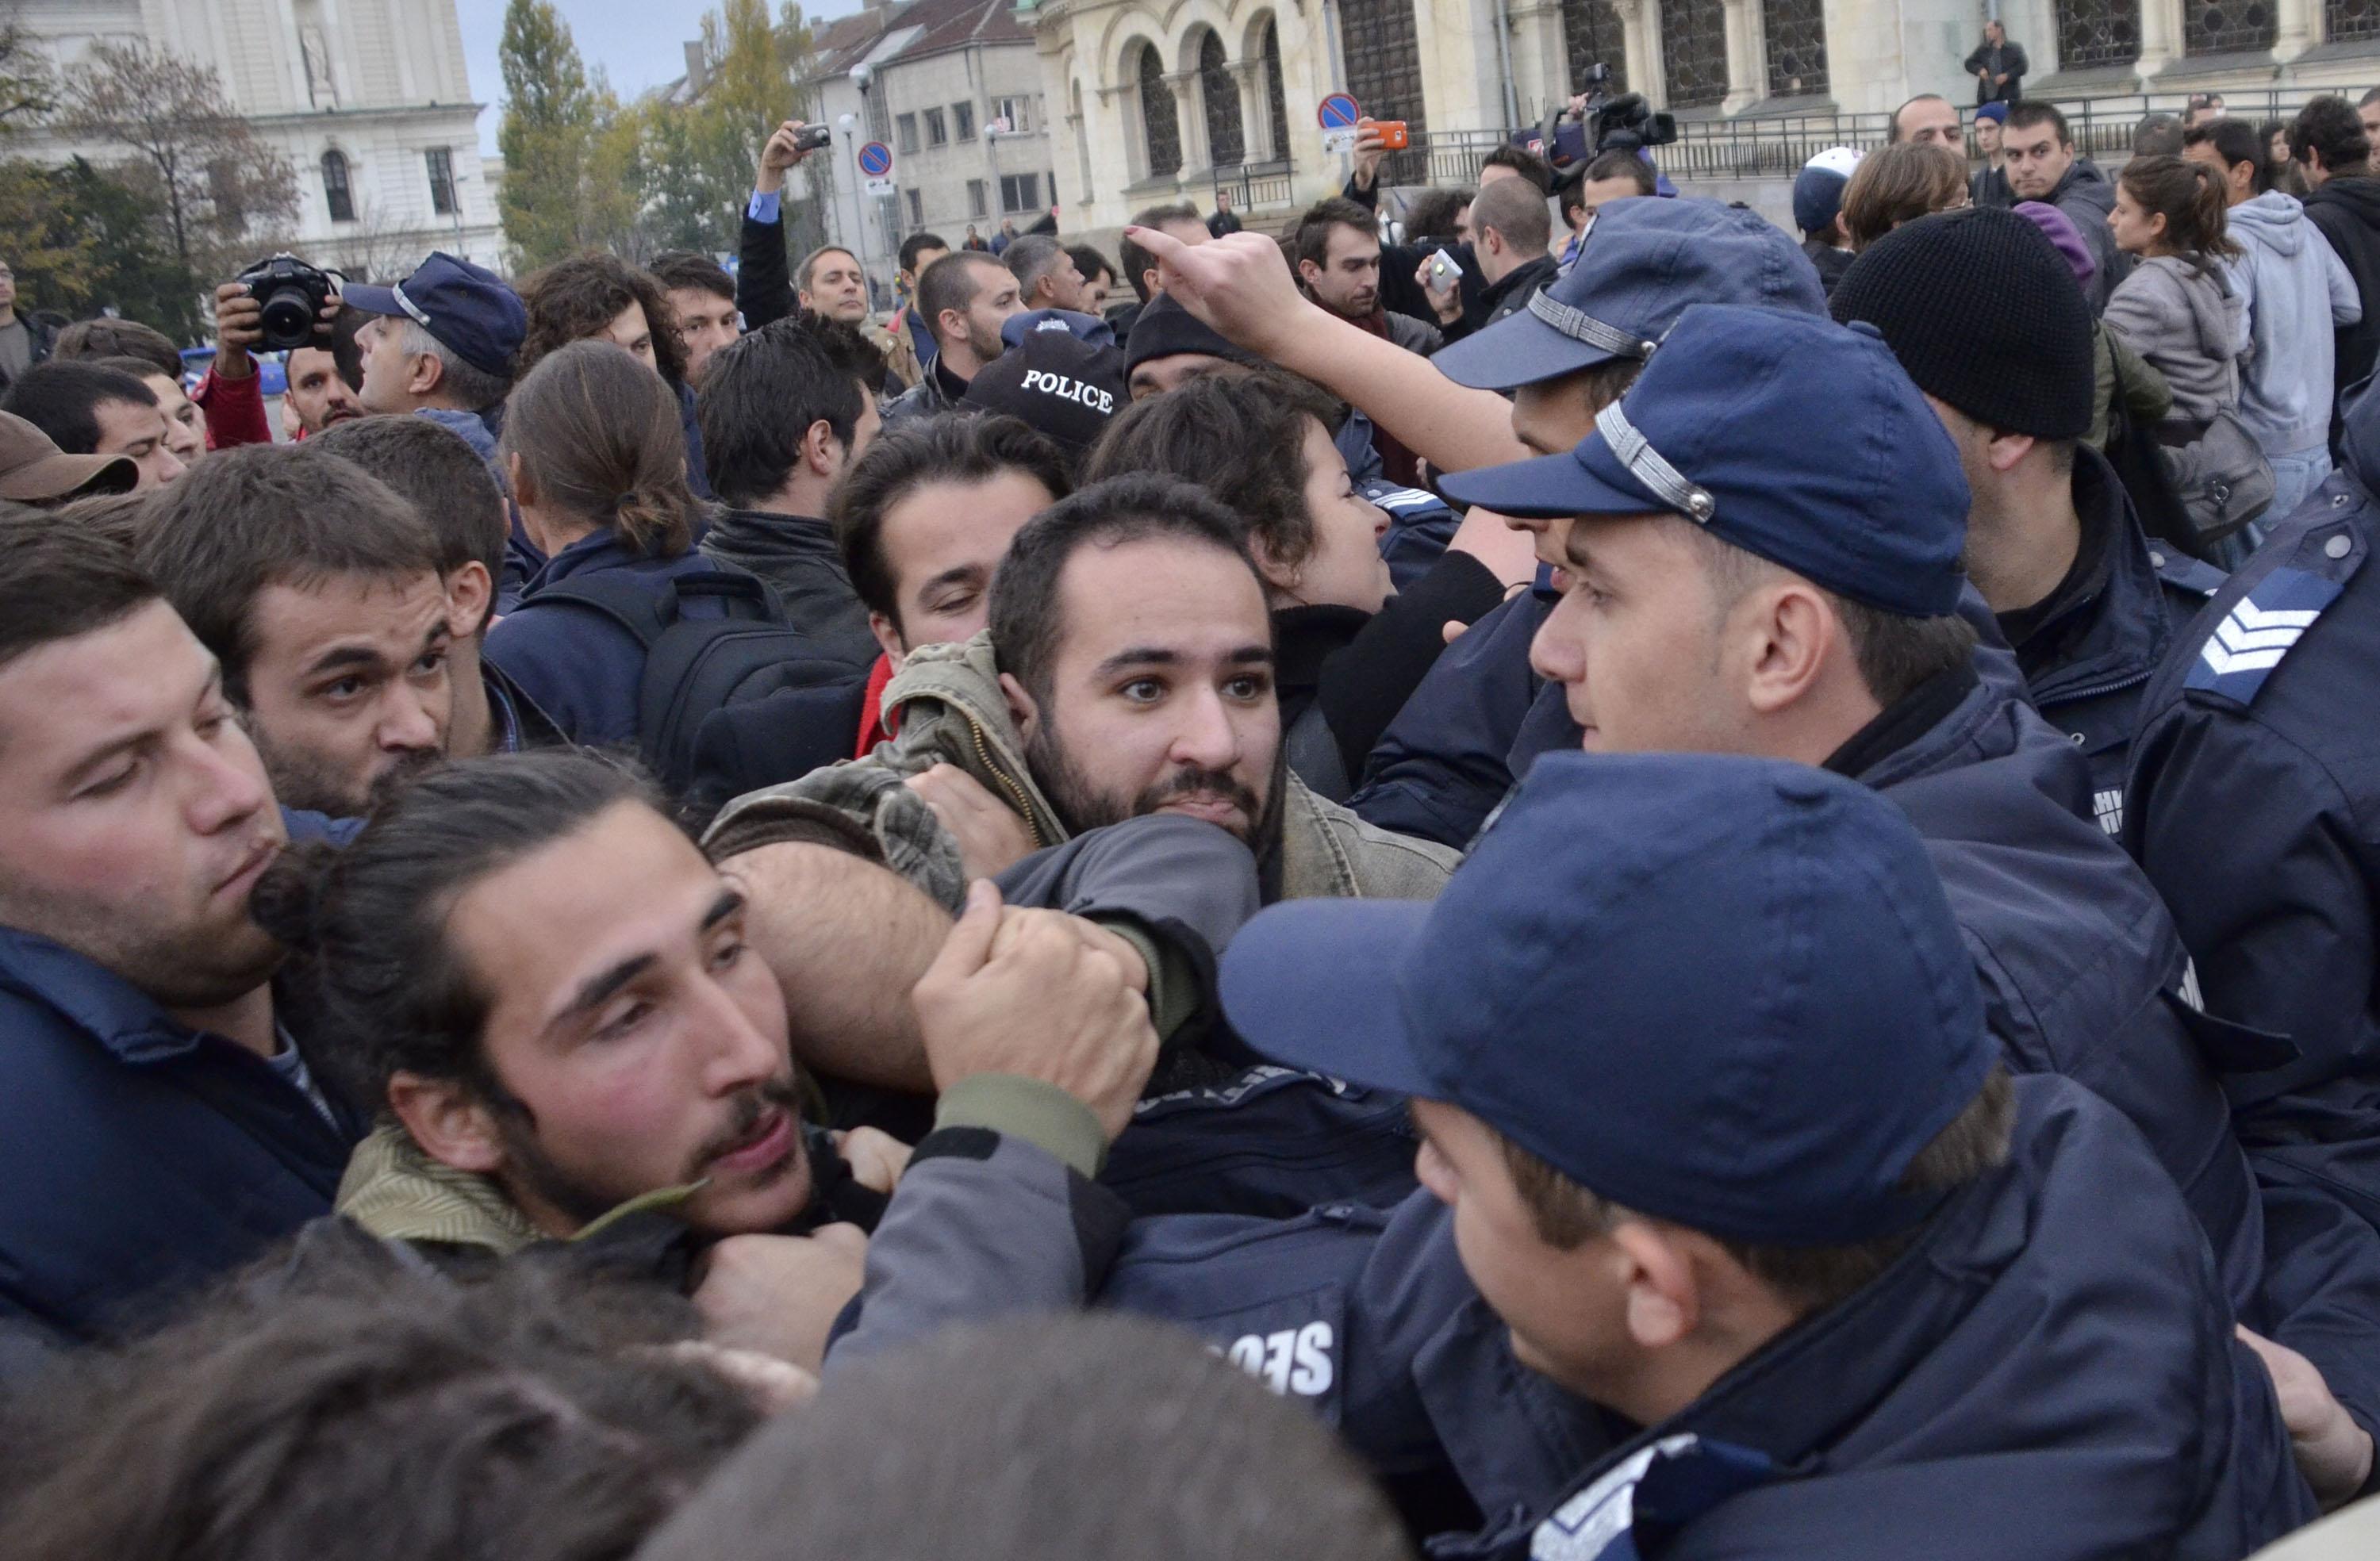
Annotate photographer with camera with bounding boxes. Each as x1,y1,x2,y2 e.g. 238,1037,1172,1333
193,254,344,451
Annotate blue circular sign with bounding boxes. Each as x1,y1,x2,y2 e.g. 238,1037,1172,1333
858,140,893,177
1318,93,1361,129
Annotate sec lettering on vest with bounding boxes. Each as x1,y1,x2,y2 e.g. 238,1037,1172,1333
1019,369,1115,415
1215,1321,1335,1397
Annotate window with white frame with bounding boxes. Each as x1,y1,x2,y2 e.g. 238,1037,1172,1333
925,106,946,146
992,95,1033,135
955,101,976,140
1000,171,1040,213
967,178,988,217
425,147,457,216
896,113,919,154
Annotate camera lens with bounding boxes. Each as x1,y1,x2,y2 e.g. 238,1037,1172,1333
259,286,316,351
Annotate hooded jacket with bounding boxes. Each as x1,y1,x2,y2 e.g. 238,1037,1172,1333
2040,159,2132,311
2228,190,2363,457
832,1076,2317,1559
2102,253,2248,424
2300,173,2380,445
701,632,1460,907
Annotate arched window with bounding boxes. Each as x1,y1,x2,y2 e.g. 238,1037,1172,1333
1660,0,1728,108
1138,44,1182,178
2056,0,2141,67
1339,0,1427,134
1200,32,1245,167
1262,21,1289,162
1762,0,1829,95
1560,0,1626,94
321,148,355,223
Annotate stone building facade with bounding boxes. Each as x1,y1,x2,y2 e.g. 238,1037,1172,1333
13,0,503,281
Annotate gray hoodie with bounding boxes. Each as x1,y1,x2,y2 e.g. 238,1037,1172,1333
2102,253,2248,425
2225,191,2363,457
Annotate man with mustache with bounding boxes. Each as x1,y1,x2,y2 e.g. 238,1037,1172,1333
255,749,1153,1373
704,474,1458,907
136,444,456,818
0,516,358,1370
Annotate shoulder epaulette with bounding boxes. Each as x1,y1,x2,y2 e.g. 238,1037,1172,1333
2182,562,2343,704
1359,480,1450,514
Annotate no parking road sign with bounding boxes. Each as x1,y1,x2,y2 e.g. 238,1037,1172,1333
1319,93,1362,155
857,140,893,177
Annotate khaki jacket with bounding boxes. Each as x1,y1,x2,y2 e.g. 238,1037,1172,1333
702,632,1458,906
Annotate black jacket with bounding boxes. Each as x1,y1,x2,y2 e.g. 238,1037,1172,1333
694,507,877,664
1441,253,1560,345
0,310,56,390
1273,553,1506,800
1962,39,2028,103
2044,159,2131,312
2300,174,2380,450
736,207,799,333
1991,444,2225,814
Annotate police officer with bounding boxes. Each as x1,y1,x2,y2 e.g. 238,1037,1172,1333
1833,207,2225,831
2129,377,2380,1505
834,754,2318,1555
1437,305,2380,1491
1349,198,1833,847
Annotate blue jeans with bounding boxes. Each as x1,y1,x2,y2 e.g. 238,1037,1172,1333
2213,447,2332,569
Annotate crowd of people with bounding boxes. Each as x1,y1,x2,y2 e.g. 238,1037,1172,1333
5,82,2380,1559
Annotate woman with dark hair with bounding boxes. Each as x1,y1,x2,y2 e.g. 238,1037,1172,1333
1083,370,1525,799
483,339,731,747
2105,155,2248,432
2263,117,2311,197
1841,143,1971,249
518,251,714,497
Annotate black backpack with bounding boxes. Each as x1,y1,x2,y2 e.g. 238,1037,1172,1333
528,568,862,796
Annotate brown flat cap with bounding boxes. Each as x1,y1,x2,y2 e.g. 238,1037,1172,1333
0,410,139,503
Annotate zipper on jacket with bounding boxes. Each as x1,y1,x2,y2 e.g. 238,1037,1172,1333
2041,667,2150,709
967,717,1046,848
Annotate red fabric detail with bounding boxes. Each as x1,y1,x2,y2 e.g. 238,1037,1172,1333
191,362,272,451
854,651,901,756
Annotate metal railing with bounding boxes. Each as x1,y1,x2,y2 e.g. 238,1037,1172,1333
1373,86,2340,188
1211,159,1298,210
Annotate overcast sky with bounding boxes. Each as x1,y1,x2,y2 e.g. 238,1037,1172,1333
451,0,865,156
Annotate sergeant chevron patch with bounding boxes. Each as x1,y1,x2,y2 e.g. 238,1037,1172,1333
2183,566,2343,704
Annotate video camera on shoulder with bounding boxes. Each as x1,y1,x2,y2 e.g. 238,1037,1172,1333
233,252,342,352
1590,89,1676,155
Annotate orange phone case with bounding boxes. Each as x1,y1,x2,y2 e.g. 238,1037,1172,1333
1377,121,1410,150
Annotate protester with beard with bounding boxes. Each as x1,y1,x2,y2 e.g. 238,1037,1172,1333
0,517,357,1368
254,749,1154,1375
704,474,1457,904
482,342,728,750
136,443,456,818
1084,373,1521,796
885,252,1025,426
282,343,364,436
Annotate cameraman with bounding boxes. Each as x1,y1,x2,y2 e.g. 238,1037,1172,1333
195,267,343,450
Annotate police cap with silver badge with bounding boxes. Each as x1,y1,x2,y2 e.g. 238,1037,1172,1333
1430,198,1830,393
1438,304,1972,619
1219,752,1996,1248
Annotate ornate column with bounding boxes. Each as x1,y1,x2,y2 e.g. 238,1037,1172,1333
2135,0,2184,75
1228,60,1269,166
1167,68,1208,175
1722,0,1764,113
2275,0,2320,58
1611,0,1664,110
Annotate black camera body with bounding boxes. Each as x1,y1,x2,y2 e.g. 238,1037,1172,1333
1592,92,1677,154
234,252,338,351
793,122,834,152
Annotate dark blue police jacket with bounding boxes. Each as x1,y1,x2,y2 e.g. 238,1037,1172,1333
2127,415,2380,1471
1998,446,2223,834
0,928,359,1368
839,1078,2315,1558
482,528,736,749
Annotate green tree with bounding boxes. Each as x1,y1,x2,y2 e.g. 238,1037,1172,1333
495,0,599,268
0,2,56,134
0,156,199,338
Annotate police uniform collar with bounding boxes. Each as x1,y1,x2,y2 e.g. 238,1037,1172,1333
1822,662,1982,780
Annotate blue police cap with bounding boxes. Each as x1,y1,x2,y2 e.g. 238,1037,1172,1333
1001,307,1116,349
1220,752,1994,1248
1430,198,1828,392
1439,304,1971,618
344,251,528,379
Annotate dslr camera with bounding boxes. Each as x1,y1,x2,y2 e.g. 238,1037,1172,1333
1590,90,1676,154
233,252,340,351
